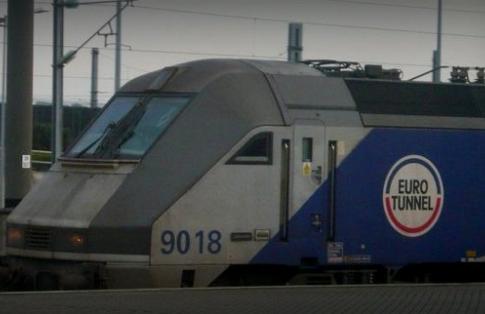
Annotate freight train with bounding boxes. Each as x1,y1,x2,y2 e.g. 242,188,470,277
4,59,485,289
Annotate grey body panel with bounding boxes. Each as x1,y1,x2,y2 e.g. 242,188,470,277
8,164,133,228
90,68,285,254
242,60,320,76
276,76,356,110
288,110,363,127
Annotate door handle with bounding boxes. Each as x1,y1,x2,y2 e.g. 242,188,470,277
311,166,322,184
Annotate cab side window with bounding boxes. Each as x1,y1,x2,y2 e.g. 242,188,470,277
227,132,273,165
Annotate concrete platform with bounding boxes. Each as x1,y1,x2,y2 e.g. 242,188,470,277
0,283,484,314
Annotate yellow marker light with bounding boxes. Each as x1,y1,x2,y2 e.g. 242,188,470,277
466,250,477,258
69,234,85,247
7,227,23,244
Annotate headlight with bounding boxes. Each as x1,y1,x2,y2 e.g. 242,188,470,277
7,227,24,246
69,233,86,247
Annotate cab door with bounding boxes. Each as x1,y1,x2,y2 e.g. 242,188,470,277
291,120,326,233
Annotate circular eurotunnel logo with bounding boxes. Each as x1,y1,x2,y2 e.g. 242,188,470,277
383,155,444,237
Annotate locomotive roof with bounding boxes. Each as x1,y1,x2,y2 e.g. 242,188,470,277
120,59,485,123
119,59,320,93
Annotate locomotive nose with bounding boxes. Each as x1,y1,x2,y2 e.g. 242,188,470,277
5,161,136,255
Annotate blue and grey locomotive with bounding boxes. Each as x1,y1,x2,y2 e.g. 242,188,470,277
4,59,485,289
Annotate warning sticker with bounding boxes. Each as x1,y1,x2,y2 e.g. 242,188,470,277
302,162,312,176
327,242,344,264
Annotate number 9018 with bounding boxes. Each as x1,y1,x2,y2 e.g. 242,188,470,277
161,230,222,255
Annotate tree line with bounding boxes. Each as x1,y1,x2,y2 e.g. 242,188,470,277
33,104,100,151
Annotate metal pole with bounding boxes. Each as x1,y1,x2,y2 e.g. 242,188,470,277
433,0,442,83
287,23,303,63
115,0,122,91
91,48,99,108
52,0,64,161
0,16,7,208
5,0,34,206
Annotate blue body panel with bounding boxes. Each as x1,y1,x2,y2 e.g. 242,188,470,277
252,128,485,266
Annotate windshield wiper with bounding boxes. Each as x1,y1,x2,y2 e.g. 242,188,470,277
93,101,146,159
75,122,116,158
111,130,135,157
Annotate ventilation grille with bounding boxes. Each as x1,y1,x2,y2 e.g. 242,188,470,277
24,227,52,250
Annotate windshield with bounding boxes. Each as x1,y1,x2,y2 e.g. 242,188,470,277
66,95,190,159
115,97,188,157
68,96,139,156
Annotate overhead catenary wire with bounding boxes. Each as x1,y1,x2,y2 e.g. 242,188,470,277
0,38,469,69
27,1,485,39
3,41,439,68
98,51,152,73
129,4,485,40
323,0,485,15
0,41,288,60
2,3,484,50
58,0,134,65
33,73,131,80
64,0,485,16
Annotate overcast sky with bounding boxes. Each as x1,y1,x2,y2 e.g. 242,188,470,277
2,0,485,105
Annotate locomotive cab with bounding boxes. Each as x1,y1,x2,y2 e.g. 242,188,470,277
5,59,311,288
